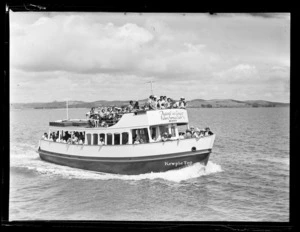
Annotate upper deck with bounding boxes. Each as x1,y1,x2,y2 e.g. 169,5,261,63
49,108,189,131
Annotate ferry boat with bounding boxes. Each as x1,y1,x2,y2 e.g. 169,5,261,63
38,108,216,175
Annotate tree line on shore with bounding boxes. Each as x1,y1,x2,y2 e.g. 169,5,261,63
10,99,289,110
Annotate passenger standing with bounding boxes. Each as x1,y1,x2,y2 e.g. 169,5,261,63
179,97,187,109
150,96,158,110
133,101,140,110
144,95,153,110
165,98,171,108
52,132,57,142
190,126,195,137
172,100,179,108
199,130,205,137
158,96,166,109
157,99,161,109
128,101,134,112
99,108,106,119
163,96,167,103
89,107,96,118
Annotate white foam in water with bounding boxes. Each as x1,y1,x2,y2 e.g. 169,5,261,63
15,156,222,183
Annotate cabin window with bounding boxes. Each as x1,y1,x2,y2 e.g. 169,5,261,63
87,134,91,145
159,126,168,134
171,125,176,137
99,133,105,144
122,132,129,145
93,134,98,145
107,133,112,145
132,128,149,143
114,133,120,145
150,126,157,140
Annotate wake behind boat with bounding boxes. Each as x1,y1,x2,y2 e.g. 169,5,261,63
38,97,216,175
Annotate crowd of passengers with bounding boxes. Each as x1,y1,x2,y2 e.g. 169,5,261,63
42,131,85,144
140,126,213,143
87,95,187,127
41,127,213,145
132,127,213,144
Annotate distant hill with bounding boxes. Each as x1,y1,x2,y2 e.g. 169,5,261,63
10,98,289,110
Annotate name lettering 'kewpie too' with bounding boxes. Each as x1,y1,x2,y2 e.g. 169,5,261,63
164,161,193,167
38,94,215,175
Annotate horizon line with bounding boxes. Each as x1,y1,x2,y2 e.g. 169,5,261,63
10,98,290,105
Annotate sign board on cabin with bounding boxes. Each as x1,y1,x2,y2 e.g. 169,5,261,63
147,109,188,125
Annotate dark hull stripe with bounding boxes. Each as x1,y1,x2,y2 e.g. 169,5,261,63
38,149,211,175
38,148,211,162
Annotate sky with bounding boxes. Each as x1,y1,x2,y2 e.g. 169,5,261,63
9,12,290,103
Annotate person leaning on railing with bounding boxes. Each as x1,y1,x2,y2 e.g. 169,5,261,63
42,132,48,140
204,127,213,136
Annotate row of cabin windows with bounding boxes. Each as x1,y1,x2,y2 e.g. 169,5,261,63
86,132,129,145
85,125,177,146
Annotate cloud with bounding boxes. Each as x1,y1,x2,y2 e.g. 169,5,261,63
10,12,290,103
10,14,219,81
11,15,154,74
213,64,259,83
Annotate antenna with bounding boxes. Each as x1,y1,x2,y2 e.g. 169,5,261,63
146,81,155,95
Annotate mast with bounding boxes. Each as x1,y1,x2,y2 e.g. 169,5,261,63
146,81,155,95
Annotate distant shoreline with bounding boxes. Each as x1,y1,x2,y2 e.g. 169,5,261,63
10,99,290,110
10,106,290,110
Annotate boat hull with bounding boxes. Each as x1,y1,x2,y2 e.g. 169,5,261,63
38,148,211,175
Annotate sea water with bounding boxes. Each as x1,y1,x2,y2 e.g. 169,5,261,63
9,107,289,221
